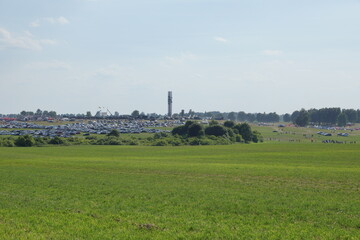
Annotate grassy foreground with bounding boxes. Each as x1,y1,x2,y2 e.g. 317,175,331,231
0,144,359,239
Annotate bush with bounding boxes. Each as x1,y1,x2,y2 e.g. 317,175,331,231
154,132,169,139
205,125,227,137
234,123,253,143
235,134,244,143
172,125,187,136
153,139,168,146
187,123,204,137
34,137,47,146
15,135,35,147
49,136,65,145
224,120,235,128
107,129,120,137
252,130,263,143
188,138,201,145
0,138,15,147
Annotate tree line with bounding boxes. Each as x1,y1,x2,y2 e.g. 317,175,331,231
288,108,360,127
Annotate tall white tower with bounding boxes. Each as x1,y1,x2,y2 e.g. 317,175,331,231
168,91,172,117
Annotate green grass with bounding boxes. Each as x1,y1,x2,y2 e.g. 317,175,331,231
0,144,360,239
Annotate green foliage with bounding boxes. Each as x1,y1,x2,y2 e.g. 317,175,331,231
235,134,244,143
171,125,187,136
209,120,219,126
187,123,204,137
152,139,168,146
337,113,348,127
0,137,15,147
252,130,263,143
294,109,309,127
107,129,120,137
205,125,227,137
15,135,35,147
223,120,235,128
234,123,253,143
48,136,65,145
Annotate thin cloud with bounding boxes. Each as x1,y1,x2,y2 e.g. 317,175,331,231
262,50,283,56
213,36,228,43
26,60,72,70
30,16,70,27
165,52,197,64
0,28,56,50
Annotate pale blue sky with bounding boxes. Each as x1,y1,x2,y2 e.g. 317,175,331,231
1,0,359,115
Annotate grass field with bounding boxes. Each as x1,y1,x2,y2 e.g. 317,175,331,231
0,144,359,239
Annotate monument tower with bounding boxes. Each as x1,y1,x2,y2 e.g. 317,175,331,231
168,91,172,117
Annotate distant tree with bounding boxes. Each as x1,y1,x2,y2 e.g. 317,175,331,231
108,129,120,137
224,120,235,128
246,113,256,122
131,110,140,118
48,111,57,118
337,113,348,127
114,111,120,117
227,112,237,121
43,110,49,117
343,109,357,123
20,111,27,116
205,125,227,137
209,120,219,126
294,109,309,127
283,113,291,122
237,111,247,122
214,113,224,120
291,111,300,123
35,109,42,116
15,135,35,147
86,111,92,118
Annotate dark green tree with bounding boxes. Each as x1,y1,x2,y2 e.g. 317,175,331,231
294,109,309,127
131,110,140,118
283,113,291,122
227,112,237,121
337,113,348,127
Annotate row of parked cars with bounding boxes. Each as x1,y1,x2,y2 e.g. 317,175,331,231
0,120,174,138
317,131,349,137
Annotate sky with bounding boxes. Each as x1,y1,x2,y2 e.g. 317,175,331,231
1,0,359,115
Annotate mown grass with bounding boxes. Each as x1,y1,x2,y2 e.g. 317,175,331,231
0,144,359,239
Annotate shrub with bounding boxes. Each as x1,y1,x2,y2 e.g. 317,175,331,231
172,125,187,136
153,139,168,146
205,125,227,137
107,129,120,137
187,123,204,137
49,136,65,145
188,138,201,145
224,120,235,128
0,138,15,147
235,134,244,143
15,135,35,147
